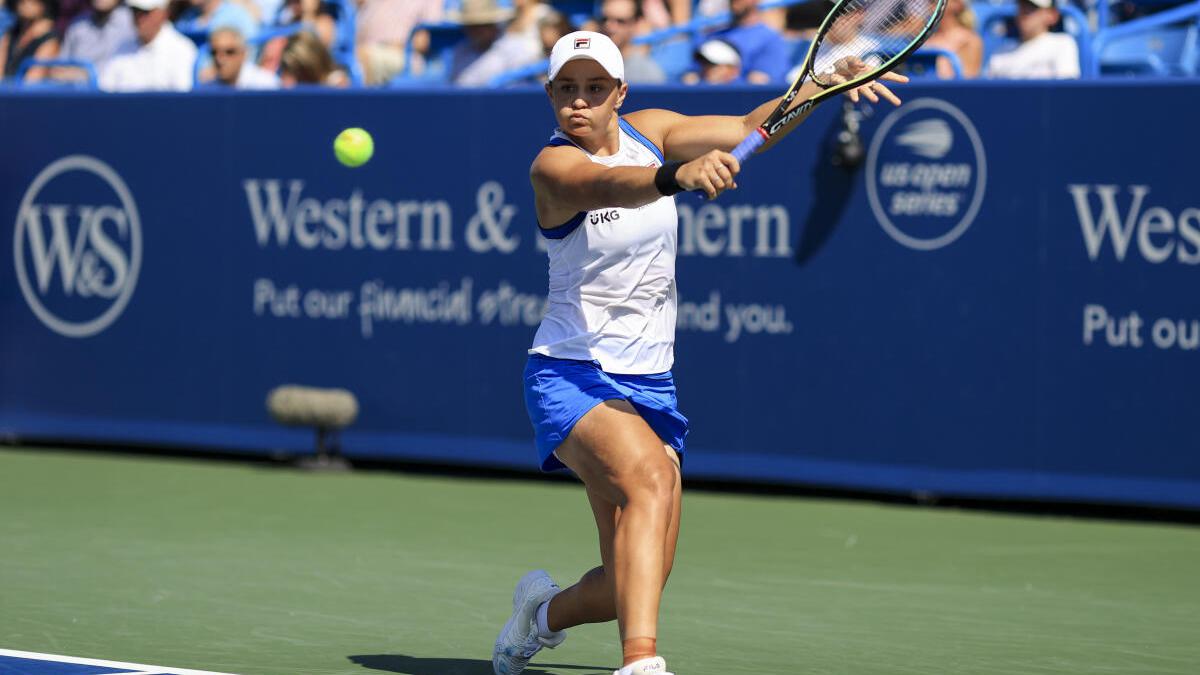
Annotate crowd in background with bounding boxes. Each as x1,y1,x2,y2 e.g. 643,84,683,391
0,0,1166,91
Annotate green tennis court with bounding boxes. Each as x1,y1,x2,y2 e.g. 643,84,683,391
2,446,1198,675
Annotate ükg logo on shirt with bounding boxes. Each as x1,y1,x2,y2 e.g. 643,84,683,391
589,209,620,224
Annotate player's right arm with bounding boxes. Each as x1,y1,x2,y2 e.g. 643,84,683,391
530,143,741,226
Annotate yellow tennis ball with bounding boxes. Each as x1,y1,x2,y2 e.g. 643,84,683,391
334,127,374,168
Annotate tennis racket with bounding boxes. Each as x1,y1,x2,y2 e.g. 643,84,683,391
729,0,947,165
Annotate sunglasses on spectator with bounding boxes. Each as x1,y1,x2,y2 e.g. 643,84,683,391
211,47,244,56
600,15,634,25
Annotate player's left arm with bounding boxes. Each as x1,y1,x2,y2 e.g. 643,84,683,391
625,70,907,162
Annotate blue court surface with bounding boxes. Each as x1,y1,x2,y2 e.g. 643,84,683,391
0,650,238,675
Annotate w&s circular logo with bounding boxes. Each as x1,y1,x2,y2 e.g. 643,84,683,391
13,156,142,338
866,98,987,251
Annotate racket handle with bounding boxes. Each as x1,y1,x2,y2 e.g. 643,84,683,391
731,129,767,164
691,130,766,201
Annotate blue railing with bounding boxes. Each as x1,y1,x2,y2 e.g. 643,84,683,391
15,59,99,89
1091,0,1200,76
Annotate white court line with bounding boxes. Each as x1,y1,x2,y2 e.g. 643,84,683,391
0,648,241,675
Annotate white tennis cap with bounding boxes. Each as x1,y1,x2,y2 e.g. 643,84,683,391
548,31,625,82
126,0,167,9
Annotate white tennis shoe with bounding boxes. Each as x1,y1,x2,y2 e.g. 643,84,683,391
492,569,566,675
613,656,674,675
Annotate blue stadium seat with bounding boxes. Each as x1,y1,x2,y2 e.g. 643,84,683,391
489,58,549,86
906,47,966,78
0,8,13,38
393,22,466,85
15,59,99,89
323,0,363,85
1097,24,1198,75
786,36,812,64
650,37,696,82
1092,2,1200,77
442,0,515,15
549,0,599,26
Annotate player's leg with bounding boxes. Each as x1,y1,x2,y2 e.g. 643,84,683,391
547,444,682,629
544,488,618,627
661,444,683,585
553,400,680,665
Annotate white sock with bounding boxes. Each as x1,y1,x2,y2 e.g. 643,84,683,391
536,599,555,637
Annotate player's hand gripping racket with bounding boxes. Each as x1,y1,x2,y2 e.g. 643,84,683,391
728,0,947,167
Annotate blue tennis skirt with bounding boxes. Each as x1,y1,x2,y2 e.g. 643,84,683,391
523,353,690,472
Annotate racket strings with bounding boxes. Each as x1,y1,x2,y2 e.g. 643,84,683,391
811,0,929,86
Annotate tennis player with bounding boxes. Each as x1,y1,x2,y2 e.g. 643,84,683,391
493,31,907,675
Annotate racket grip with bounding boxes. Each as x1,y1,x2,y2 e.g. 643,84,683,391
731,130,767,164
690,130,766,201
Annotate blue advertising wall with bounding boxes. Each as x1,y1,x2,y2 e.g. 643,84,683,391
2,82,1198,508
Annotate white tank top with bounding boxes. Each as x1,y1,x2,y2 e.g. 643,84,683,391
529,119,679,375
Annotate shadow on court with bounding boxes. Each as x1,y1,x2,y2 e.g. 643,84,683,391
348,654,610,675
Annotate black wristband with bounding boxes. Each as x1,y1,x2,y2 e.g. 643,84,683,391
654,161,684,196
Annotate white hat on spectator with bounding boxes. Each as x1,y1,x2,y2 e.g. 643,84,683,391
456,0,515,26
125,0,168,9
548,31,625,82
697,39,742,68
1022,0,1058,7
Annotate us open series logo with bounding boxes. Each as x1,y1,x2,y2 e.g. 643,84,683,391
13,155,142,338
866,98,987,251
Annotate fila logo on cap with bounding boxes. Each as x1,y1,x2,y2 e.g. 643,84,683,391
549,31,624,81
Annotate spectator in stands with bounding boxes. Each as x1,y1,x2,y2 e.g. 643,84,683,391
222,0,269,24
688,0,789,84
60,0,135,70
986,0,1079,79
354,0,440,85
279,27,347,86
924,0,982,78
641,0,690,30
450,0,541,87
510,0,551,43
783,0,828,37
599,0,665,84
693,37,740,83
175,0,258,40
537,7,572,57
98,0,196,91
0,0,60,82
258,0,336,74
276,0,333,44
200,24,277,86
53,0,86,34
695,0,785,32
